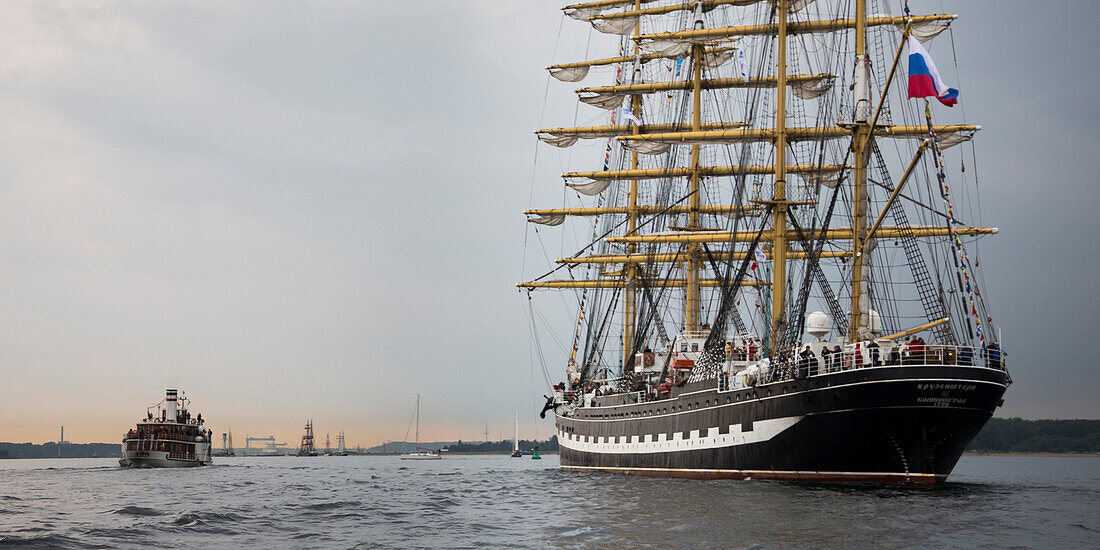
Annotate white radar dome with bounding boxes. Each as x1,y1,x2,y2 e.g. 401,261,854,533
805,311,831,340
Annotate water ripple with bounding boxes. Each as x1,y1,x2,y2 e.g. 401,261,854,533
108,506,163,517
0,455,1095,548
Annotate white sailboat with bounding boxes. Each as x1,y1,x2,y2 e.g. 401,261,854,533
510,408,522,457
400,394,440,460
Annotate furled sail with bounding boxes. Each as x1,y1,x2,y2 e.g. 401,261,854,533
538,134,580,148
704,49,736,69
933,131,973,149
546,48,737,82
527,213,567,226
882,129,976,149
895,19,952,42
564,6,603,21
781,0,819,12
538,122,747,148
590,0,818,27
550,66,591,83
790,77,835,99
562,0,663,21
593,15,639,35
640,40,693,57
565,164,849,181
620,124,978,146
637,14,956,43
799,171,842,189
621,141,672,155
578,91,629,110
566,179,613,196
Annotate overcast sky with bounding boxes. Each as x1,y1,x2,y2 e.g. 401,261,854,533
0,1,1096,446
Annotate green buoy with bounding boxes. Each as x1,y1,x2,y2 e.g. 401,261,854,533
531,443,541,460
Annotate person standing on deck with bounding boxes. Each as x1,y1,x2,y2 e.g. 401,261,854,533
867,340,880,367
958,344,974,366
982,341,1005,369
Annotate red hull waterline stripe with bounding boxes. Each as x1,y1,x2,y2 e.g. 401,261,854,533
561,465,945,484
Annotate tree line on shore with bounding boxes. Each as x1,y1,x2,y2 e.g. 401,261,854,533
0,442,119,459
442,436,559,454
966,418,1100,453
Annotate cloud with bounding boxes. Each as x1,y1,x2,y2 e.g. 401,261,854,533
0,1,1097,446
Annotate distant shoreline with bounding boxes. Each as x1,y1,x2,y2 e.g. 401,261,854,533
0,452,562,460
441,451,559,456
2,450,1094,459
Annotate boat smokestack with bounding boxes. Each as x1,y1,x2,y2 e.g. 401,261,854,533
165,389,178,422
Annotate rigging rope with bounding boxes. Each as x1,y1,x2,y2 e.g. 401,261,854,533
691,204,775,382
924,101,988,344
569,41,627,361
783,175,847,348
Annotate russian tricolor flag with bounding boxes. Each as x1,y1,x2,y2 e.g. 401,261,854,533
907,35,958,107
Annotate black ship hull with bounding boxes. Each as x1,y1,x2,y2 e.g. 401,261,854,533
556,365,1009,483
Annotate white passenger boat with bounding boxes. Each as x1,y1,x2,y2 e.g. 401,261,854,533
119,389,213,468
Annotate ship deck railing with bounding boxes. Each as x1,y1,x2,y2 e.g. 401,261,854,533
738,343,1006,389
569,343,1006,407
124,439,202,453
680,330,710,338
123,432,204,443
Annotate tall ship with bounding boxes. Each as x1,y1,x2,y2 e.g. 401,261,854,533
298,420,318,456
335,431,348,456
120,389,213,468
521,0,1009,483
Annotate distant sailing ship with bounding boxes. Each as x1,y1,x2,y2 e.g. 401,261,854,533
335,431,349,456
511,408,523,457
120,389,213,468
401,395,441,460
214,430,236,457
298,420,318,456
522,0,1009,483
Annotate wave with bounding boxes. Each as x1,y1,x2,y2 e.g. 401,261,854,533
109,506,164,517
0,533,110,549
302,500,360,511
172,510,248,525
168,510,247,536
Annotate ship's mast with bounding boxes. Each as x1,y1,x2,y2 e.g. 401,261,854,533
850,0,871,342
522,1,988,367
768,0,790,353
623,0,642,367
685,1,705,334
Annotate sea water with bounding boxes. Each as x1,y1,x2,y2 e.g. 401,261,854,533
0,454,1097,548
